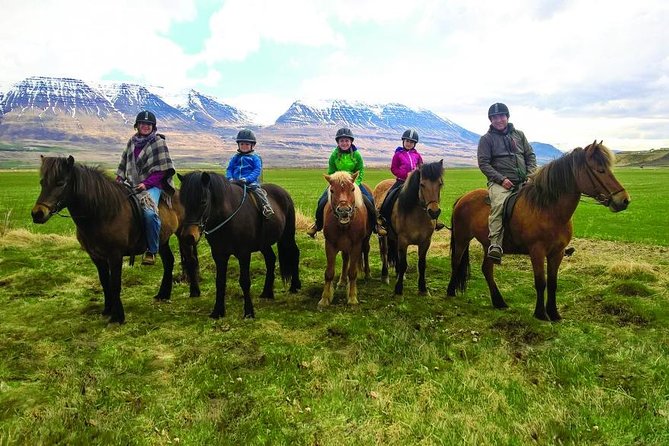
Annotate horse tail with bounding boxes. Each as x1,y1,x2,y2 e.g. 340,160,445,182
388,236,398,268
277,195,302,292
448,202,470,294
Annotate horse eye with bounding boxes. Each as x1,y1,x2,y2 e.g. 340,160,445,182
56,181,66,187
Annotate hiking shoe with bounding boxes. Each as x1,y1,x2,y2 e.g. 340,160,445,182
262,205,275,219
487,245,502,264
435,221,445,231
306,224,318,238
142,252,156,266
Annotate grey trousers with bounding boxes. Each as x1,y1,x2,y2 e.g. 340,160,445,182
487,182,512,247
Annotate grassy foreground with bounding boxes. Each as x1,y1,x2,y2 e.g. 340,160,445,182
1,167,668,444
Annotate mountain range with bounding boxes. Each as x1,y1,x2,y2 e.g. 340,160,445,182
0,76,563,168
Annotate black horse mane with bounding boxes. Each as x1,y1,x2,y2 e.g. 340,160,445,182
523,142,614,208
397,161,444,213
179,171,232,207
42,157,125,219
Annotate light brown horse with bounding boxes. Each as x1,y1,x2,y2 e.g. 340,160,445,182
373,161,444,295
31,156,197,324
447,141,630,321
319,171,372,307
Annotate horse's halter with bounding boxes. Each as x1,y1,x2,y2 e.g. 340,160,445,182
184,187,212,233
577,150,625,207
417,174,442,214
37,174,72,218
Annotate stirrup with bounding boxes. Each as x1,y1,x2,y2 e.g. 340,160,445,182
377,224,388,236
306,224,318,238
262,206,274,218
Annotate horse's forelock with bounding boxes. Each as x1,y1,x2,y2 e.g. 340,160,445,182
586,142,615,169
420,161,444,181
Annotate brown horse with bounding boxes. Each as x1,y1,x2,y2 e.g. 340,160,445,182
30,156,196,324
319,171,372,307
373,160,444,295
178,171,301,319
447,141,630,321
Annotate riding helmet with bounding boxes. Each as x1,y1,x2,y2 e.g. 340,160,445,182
235,129,257,144
335,127,355,142
134,110,157,128
402,129,419,143
487,103,510,119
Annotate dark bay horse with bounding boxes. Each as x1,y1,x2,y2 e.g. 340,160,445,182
319,171,372,307
373,161,444,295
178,171,301,319
447,141,630,320
31,156,194,324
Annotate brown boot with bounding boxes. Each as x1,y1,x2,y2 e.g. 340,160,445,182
142,252,156,265
306,223,318,238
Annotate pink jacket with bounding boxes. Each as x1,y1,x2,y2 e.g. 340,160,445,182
390,147,423,181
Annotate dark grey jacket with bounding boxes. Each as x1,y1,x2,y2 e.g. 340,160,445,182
477,123,537,185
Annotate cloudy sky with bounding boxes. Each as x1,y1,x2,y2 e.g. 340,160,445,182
2,0,668,151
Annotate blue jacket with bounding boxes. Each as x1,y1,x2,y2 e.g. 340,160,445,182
225,151,263,185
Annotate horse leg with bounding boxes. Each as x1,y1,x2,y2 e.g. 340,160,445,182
362,236,371,280
319,243,337,307
482,258,507,309
237,252,255,318
180,240,201,298
546,252,564,321
338,251,350,289
347,245,361,305
107,256,125,324
210,253,230,319
394,242,408,295
259,246,276,300
92,257,112,316
529,251,548,320
379,235,389,284
155,242,174,301
417,241,430,296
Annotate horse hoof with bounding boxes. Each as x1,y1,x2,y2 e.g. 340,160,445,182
549,312,562,322
382,277,389,285
243,312,255,319
154,295,171,302
108,316,125,325
190,291,201,298
317,298,330,308
534,311,550,321
259,292,275,300
210,311,224,319
419,290,431,297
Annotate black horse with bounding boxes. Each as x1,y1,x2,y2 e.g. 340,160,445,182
31,156,197,324
178,171,301,318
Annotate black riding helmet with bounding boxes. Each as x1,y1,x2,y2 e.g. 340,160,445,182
236,129,257,144
402,129,419,143
488,103,510,119
134,110,157,128
335,127,355,142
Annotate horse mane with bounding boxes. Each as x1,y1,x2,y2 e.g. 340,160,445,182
523,142,614,208
42,157,125,219
328,171,363,206
398,161,444,213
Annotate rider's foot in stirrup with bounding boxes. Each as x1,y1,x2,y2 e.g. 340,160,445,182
487,244,503,264
262,206,274,219
435,220,445,231
306,223,318,238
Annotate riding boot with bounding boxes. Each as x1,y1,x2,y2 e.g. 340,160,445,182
362,195,377,234
377,216,388,236
307,195,327,238
254,187,274,219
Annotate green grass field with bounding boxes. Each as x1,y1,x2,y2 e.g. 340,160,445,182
1,166,668,444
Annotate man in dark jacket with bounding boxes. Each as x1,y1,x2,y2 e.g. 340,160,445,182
477,103,536,263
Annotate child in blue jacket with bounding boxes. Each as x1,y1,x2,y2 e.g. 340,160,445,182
225,129,274,218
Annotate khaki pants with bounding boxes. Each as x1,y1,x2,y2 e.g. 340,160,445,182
488,182,512,247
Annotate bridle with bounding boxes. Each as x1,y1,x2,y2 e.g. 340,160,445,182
329,185,356,224
184,184,248,236
578,156,625,207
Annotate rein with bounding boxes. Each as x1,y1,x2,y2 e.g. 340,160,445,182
203,184,248,235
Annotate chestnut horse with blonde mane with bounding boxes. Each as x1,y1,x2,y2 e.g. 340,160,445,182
319,171,372,307
447,141,630,320
373,160,444,295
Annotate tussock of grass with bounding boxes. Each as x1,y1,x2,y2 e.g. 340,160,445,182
607,261,658,282
0,228,77,248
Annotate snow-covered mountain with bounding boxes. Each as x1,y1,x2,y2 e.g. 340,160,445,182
274,100,480,145
0,76,562,167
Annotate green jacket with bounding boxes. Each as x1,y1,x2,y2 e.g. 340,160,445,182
327,146,365,185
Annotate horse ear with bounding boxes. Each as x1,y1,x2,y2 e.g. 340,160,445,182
351,171,359,182
177,172,184,182
323,174,331,183
201,172,211,187
66,155,75,169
